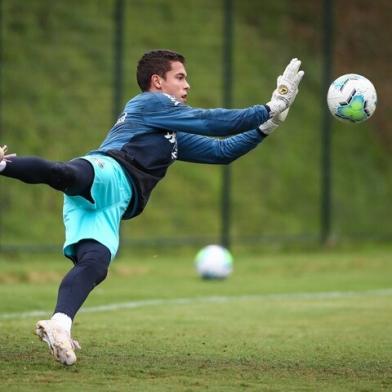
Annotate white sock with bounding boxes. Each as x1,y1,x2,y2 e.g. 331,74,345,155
51,312,72,334
0,160,6,172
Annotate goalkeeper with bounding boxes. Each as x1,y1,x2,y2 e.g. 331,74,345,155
0,50,304,365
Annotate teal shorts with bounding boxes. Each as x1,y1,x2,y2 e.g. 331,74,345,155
63,154,132,261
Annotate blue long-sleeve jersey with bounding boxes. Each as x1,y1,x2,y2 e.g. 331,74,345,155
92,92,270,219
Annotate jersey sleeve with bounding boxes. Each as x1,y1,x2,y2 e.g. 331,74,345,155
142,93,270,137
176,129,268,164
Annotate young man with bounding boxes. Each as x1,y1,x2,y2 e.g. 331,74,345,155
0,50,304,365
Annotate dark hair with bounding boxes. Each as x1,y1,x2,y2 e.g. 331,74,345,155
136,49,186,91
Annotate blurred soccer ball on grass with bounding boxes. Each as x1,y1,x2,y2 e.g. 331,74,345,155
195,245,233,280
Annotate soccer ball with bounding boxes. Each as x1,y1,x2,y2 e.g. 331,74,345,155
327,74,377,123
195,245,233,280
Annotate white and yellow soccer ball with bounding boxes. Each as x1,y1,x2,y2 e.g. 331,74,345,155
327,74,377,123
195,245,233,280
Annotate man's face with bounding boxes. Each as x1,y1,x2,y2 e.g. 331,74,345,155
156,61,190,103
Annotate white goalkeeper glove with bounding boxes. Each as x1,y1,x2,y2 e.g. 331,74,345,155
266,58,304,117
0,145,16,172
0,145,16,162
258,108,290,135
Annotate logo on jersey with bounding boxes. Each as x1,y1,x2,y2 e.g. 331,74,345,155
115,113,126,126
164,132,176,144
163,93,181,106
164,131,178,160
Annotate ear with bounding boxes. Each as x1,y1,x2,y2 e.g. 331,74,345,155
151,74,162,90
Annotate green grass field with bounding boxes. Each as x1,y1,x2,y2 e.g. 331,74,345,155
0,246,392,391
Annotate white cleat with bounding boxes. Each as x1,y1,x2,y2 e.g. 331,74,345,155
35,319,81,366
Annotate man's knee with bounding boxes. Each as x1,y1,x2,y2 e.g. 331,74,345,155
75,240,111,286
49,162,76,192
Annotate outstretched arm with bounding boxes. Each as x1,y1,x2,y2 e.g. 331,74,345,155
177,102,294,164
141,58,304,137
177,129,267,164
142,94,271,137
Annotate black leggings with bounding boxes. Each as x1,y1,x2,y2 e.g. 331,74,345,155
1,156,94,201
2,157,109,319
54,240,111,320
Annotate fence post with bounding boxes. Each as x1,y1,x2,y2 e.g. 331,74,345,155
0,0,3,252
114,0,125,252
221,0,233,249
321,0,334,244
113,0,124,122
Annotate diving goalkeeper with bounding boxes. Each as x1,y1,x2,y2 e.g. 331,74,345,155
0,50,304,365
